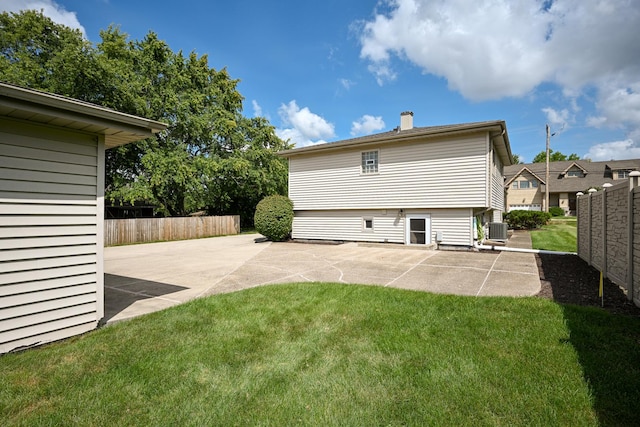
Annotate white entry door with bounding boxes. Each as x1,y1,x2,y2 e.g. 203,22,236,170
406,214,431,245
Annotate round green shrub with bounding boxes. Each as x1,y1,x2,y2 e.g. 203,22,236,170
254,195,294,241
549,206,565,217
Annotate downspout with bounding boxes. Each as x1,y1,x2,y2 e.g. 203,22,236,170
473,240,576,256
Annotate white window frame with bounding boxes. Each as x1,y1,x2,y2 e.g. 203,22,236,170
363,217,374,232
531,180,538,188
361,150,379,174
617,170,630,179
519,181,530,189
405,214,431,245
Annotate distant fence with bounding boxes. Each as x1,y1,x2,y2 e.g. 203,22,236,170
577,174,640,307
105,215,240,246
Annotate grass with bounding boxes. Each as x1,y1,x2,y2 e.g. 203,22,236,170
0,283,640,426
2,283,639,426
531,218,577,252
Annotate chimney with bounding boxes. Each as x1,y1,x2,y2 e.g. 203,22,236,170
400,111,414,131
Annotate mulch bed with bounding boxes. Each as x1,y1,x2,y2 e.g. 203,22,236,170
535,253,640,317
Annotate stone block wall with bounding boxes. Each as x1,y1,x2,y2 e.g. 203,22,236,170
577,179,640,308
606,186,628,285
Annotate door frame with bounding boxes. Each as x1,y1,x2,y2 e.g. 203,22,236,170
405,214,431,245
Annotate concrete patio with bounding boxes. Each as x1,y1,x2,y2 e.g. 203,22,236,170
104,232,541,324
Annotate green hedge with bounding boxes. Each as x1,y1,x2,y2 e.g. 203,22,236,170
254,195,294,241
549,207,565,217
504,210,551,230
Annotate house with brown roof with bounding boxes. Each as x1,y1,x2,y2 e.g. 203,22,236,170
280,112,514,248
504,159,640,215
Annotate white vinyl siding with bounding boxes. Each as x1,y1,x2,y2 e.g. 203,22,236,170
293,208,473,247
289,134,488,210
490,144,505,211
0,119,102,353
293,210,405,243
430,209,473,247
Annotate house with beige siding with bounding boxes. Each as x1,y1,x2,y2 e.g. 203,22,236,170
0,83,166,353
279,113,514,248
504,159,640,215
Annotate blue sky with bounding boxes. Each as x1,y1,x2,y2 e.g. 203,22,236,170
3,0,640,163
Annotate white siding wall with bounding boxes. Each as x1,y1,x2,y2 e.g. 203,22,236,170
490,143,505,213
289,134,489,211
0,119,102,353
293,208,473,247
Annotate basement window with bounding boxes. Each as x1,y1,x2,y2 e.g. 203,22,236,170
363,218,374,231
361,150,379,174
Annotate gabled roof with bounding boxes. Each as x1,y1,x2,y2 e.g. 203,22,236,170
279,120,514,166
504,166,546,186
0,82,167,148
560,162,588,176
504,159,640,193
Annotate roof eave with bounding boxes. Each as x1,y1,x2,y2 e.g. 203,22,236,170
279,121,507,157
0,83,168,147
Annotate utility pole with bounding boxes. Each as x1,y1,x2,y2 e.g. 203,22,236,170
545,124,550,213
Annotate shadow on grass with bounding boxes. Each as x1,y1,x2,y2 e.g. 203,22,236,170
537,254,640,426
103,274,188,324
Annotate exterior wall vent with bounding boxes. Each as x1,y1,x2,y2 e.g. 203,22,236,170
489,222,508,241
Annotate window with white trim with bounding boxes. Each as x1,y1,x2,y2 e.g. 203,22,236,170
617,170,630,179
361,150,378,174
363,218,373,231
566,170,584,177
519,181,530,189
512,182,518,189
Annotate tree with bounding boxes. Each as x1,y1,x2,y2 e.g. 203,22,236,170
511,154,522,164
531,150,580,163
0,10,289,224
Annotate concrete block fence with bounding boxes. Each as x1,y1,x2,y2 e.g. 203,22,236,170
577,172,640,307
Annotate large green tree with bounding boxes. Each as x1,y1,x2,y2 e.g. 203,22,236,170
0,10,289,223
531,149,580,163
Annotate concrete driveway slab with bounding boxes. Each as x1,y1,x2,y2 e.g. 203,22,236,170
104,234,542,324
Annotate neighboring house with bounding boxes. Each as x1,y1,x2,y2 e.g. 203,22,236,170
279,112,514,248
504,159,640,215
0,83,166,353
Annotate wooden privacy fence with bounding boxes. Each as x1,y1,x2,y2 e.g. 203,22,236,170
576,172,640,308
105,215,240,246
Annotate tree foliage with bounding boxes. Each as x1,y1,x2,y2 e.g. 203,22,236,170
531,150,580,163
0,10,290,224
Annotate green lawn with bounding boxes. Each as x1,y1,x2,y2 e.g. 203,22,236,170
531,219,577,252
2,283,639,426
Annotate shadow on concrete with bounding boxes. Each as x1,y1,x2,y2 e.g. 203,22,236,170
102,274,188,324
536,253,640,425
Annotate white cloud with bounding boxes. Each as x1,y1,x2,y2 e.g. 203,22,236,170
251,100,263,117
276,100,335,147
359,0,640,99
0,0,86,37
358,0,640,159
339,78,354,90
541,107,569,129
351,115,385,136
583,139,640,161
